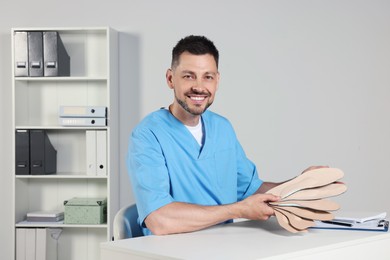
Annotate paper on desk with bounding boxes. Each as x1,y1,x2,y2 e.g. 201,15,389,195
333,212,387,224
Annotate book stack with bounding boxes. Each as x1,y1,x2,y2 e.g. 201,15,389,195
14,31,70,77
266,167,347,233
26,210,64,223
59,106,107,127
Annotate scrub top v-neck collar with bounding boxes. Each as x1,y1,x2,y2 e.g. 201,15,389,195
163,108,211,160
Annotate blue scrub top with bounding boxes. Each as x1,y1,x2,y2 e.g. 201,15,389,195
127,109,263,235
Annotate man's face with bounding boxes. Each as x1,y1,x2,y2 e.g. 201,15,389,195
166,52,219,117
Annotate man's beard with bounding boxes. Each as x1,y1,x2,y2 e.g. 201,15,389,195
175,93,213,116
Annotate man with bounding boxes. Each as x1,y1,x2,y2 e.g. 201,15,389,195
127,35,313,236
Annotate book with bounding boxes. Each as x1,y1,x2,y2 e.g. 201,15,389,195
27,210,64,222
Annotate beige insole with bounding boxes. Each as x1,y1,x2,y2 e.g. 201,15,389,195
275,207,315,230
282,182,347,201
267,168,344,199
273,209,303,233
269,198,340,211
274,206,334,221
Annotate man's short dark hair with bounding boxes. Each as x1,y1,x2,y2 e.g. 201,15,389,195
171,35,219,69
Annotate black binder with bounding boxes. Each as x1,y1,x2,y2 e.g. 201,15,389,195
30,130,57,175
14,31,29,77
43,31,70,76
15,130,30,175
28,31,43,77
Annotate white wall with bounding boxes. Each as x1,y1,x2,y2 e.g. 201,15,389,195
1,0,390,258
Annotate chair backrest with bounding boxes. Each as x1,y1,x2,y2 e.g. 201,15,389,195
113,204,143,240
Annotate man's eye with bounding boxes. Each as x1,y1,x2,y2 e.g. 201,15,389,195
183,75,193,79
205,75,214,80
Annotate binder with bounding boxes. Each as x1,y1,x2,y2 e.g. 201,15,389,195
36,228,58,260
15,130,30,175
96,130,107,176
86,130,97,175
59,117,107,126
28,31,44,77
59,106,107,118
30,130,57,175
25,228,36,260
16,228,26,260
14,31,29,77
43,31,70,76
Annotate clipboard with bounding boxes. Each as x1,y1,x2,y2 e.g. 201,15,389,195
312,212,389,232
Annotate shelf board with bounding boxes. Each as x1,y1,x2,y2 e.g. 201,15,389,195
14,76,107,81
15,126,108,130
15,174,107,179
16,220,108,228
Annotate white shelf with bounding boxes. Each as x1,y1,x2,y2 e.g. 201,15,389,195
15,126,109,130
15,76,107,81
16,221,108,229
12,27,119,260
15,174,108,179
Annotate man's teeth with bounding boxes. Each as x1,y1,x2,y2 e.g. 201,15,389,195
191,96,205,101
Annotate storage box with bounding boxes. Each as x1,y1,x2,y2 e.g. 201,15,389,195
64,197,107,224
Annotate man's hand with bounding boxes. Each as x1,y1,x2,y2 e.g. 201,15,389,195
236,193,280,220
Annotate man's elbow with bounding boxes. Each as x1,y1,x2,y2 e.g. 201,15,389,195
145,214,173,235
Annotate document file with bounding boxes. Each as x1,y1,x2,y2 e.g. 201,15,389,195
59,106,107,118
14,30,70,77
60,117,107,126
86,130,107,176
28,31,44,77
30,130,57,175
43,31,70,76
96,130,107,176
17,228,59,260
16,129,57,175
15,130,30,175
14,31,29,77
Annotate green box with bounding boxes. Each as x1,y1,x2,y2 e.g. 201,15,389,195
64,197,107,224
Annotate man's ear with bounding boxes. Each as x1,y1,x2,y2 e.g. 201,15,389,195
166,69,174,89
216,72,220,91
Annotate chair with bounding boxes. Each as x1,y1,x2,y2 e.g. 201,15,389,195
113,204,143,240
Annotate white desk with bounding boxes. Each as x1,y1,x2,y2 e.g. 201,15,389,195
100,218,390,260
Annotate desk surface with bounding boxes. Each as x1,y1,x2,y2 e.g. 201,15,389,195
101,218,390,260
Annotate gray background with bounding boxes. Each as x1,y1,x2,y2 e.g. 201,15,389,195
1,0,389,258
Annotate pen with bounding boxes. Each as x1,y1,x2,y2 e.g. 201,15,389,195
321,220,353,227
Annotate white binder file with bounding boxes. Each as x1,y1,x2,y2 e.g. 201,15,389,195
96,130,107,176
59,117,106,127
59,106,107,118
36,228,58,260
25,228,36,260
14,31,29,77
16,228,26,260
86,130,97,175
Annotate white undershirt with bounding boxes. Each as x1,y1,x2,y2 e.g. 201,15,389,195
165,106,204,147
185,119,204,147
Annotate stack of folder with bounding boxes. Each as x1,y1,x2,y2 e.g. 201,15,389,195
26,210,64,223
14,30,70,77
266,167,347,233
15,129,57,175
59,106,107,127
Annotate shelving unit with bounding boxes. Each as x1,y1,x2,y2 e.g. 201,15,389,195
11,27,119,260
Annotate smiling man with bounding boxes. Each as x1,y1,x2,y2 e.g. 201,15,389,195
127,35,287,236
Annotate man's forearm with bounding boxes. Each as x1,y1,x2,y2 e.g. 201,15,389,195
145,201,240,235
